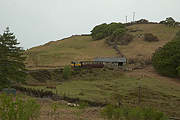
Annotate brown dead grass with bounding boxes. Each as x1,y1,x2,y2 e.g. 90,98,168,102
36,98,103,120
120,24,180,59
25,24,180,69
26,35,117,68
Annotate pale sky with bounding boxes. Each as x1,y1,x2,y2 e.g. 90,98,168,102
0,0,180,49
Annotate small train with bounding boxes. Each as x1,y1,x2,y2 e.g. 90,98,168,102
71,57,127,68
71,61,104,68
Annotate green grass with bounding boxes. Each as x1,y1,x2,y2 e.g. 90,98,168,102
24,24,180,117
25,69,180,117
26,35,117,67
25,24,180,69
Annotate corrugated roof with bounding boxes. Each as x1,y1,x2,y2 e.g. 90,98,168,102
94,57,127,63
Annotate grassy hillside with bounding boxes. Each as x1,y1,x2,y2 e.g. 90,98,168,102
26,35,117,68
122,24,180,59
26,24,180,69
24,24,180,118
25,67,180,117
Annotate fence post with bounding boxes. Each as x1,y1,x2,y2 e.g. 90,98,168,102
138,85,141,105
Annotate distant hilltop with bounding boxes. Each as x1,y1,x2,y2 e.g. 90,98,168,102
25,18,180,69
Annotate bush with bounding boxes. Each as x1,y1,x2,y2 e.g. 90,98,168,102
105,23,126,36
91,23,108,40
152,31,180,77
144,33,159,42
101,105,168,120
107,33,133,46
0,94,40,120
91,22,126,40
136,19,149,24
63,65,72,79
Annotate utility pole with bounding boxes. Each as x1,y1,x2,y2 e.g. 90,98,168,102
133,12,135,22
126,16,128,23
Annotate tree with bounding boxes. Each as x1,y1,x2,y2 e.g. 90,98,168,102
91,23,108,40
165,17,176,27
91,22,126,40
0,27,26,89
152,30,180,77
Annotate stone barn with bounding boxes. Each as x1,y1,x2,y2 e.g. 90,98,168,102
94,57,127,67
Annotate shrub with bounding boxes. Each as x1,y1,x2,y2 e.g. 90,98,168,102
101,105,168,120
91,22,126,40
0,94,40,120
144,33,159,42
91,23,108,40
63,65,72,79
152,31,180,77
105,23,126,36
107,33,133,46
159,20,166,24
136,19,149,24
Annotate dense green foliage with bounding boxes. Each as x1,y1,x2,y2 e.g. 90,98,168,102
101,105,168,120
0,27,26,89
105,23,126,36
91,22,126,40
91,23,108,40
0,94,40,120
63,65,72,79
152,31,180,77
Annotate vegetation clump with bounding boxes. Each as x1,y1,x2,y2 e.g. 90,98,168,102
144,33,159,42
136,19,149,24
159,17,177,27
107,32,133,45
101,105,168,120
91,22,126,40
63,65,72,80
0,94,40,120
152,30,180,77
91,22,134,46
91,23,108,40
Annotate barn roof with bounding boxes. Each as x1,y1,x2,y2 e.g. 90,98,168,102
94,57,127,63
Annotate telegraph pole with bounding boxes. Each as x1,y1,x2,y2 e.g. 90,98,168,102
133,12,135,22
126,16,128,23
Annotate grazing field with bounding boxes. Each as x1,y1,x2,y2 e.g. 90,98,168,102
25,24,180,69
23,23,180,119
25,35,117,68
120,24,180,59
24,67,180,117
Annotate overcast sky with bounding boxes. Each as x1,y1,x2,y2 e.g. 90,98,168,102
0,0,180,49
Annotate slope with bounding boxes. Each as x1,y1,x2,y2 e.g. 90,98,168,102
26,24,180,69
25,35,117,68
121,24,180,59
